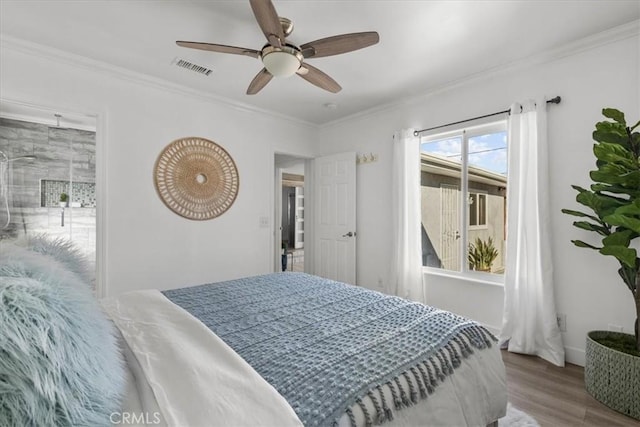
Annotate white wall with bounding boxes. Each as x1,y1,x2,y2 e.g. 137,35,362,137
0,43,316,297
317,29,640,365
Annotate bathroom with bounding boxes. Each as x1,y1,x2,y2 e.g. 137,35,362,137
0,108,97,284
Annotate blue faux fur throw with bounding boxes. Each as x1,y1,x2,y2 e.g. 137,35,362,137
0,238,125,426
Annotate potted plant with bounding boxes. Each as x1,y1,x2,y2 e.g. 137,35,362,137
468,237,498,272
561,108,639,420
59,193,69,208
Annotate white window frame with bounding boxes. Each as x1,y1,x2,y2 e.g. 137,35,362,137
420,119,507,284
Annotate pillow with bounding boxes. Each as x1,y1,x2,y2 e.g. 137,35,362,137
0,241,125,426
26,234,94,286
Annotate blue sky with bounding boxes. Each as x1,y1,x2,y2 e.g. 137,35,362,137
420,131,508,175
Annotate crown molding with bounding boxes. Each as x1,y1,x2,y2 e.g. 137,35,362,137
321,19,640,129
0,35,318,130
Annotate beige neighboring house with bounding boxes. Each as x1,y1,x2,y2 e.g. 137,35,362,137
420,153,507,273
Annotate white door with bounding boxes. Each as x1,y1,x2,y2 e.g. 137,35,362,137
441,184,460,271
314,152,356,284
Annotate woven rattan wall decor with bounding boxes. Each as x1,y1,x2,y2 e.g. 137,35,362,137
154,137,239,220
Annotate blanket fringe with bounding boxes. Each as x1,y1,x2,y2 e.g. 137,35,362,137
346,407,356,427
394,376,410,408
387,380,402,410
366,390,383,425
356,398,373,427
403,371,418,405
410,366,428,399
342,325,496,426
376,384,393,423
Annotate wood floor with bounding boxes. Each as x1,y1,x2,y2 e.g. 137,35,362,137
502,349,640,426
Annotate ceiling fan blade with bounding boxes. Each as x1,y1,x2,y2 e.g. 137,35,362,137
249,0,284,47
246,68,274,95
176,41,260,58
297,63,341,93
300,32,379,59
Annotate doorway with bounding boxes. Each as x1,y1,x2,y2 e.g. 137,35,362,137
282,173,304,272
275,154,306,273
0,101,99,289
273,151,356,283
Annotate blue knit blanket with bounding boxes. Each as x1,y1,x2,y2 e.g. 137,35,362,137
162,273,495,426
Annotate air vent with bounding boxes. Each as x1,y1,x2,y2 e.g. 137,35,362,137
172,58,213,76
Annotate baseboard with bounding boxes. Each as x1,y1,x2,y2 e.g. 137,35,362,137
564,345,585,367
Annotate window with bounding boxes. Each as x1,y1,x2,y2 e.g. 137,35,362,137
420,121,507,277
468,192,487,228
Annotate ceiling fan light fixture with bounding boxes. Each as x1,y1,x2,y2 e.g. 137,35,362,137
261,46,303,77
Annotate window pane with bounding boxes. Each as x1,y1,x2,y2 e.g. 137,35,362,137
469,193,478,226
420,136,462,272
466,131,507,274
478,194,487,226
467,132,508,173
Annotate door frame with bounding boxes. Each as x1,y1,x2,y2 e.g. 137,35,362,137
0,97,107,297
272,152,311,273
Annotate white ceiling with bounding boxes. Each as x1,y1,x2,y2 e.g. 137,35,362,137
1,1,639,125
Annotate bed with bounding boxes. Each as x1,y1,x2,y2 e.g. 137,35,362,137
104,272,507,427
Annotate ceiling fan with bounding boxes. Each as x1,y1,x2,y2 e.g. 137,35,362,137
176,0,379,95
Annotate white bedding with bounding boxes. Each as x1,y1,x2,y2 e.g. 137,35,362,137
103,289,507,427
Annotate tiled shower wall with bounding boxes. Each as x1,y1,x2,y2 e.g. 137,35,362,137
0,117,95,208
0,117,96,281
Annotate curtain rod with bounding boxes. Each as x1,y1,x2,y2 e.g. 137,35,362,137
413,96,561,137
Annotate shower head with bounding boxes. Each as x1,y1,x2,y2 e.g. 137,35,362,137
7,155,37,162
0,152,37,163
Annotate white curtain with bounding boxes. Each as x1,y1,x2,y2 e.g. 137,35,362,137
499,99,565,367
390,129,424,303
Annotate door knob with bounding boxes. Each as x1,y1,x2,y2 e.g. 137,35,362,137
342,231,356,237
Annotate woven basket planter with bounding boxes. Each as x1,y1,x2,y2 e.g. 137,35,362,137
585,331,640,420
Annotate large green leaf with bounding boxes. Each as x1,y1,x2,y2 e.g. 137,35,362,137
618,173,640,192
614,199,640,216
571,185,588,193
571,240,600,250
618,266,637,292
590,183,637,195
602,229,634,247
593,142,635,166
576,190,626,217
600,245,638,268
573,220,609,235
602,108,626,125
593,121,629,147
592,166,640,186
561,209,602,223
591,170,640,188
604,214,640,234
